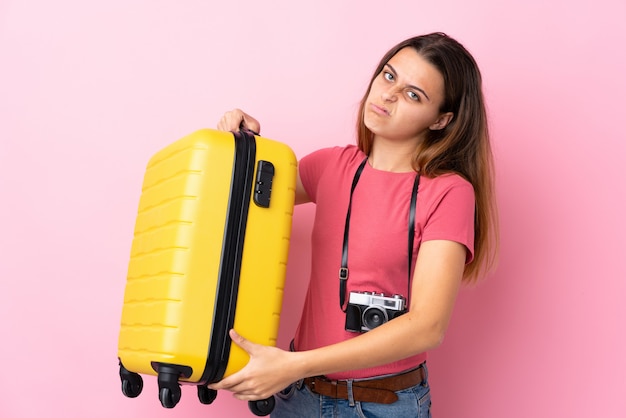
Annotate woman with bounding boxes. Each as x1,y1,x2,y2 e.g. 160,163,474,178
211,32,498,417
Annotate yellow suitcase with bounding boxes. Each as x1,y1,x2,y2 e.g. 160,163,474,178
117,129,296,415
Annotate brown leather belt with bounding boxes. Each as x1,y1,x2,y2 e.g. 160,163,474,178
303,365,426,404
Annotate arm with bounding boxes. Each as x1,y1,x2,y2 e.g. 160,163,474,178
209,239,466,400
294,171,311,205
300,239,465,374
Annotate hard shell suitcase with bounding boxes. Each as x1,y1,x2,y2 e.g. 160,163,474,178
117,128,297,415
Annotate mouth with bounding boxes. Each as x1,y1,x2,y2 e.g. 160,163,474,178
369,103,390,116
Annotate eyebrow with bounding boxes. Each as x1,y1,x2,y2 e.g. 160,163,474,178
385,63,430,101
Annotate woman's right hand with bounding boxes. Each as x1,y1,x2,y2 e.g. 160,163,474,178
216,108,261,134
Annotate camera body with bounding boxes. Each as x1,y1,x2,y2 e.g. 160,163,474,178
344,291,407,333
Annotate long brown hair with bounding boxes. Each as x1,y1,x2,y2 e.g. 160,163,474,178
357,32,498,282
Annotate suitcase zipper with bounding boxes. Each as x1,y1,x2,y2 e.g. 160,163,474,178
202,129,257,384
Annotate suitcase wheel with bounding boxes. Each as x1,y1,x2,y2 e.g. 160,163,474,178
248,396,275,416
119,362,143,398
121,376,143,398
197,386,218,404
157,365,183,408
159,386,181,409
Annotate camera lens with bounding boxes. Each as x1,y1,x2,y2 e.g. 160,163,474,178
362,306,388,330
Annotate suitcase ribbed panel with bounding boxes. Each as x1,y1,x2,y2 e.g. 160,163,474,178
119,130,235,382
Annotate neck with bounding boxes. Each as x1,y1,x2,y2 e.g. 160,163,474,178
368,140,416,173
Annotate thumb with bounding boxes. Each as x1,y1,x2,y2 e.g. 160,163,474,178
240,115,261,135
229,329,255,354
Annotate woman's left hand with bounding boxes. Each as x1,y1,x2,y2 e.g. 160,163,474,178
207,329,303,401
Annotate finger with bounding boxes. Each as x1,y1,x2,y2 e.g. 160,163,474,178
227,380,272,401
216,109,244,132
207,374,260,398
232,391,265,401
207,372,242,391
240,115,261,134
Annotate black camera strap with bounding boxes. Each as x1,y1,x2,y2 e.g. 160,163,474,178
339,157,420,312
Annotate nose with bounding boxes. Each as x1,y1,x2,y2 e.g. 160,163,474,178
381,86,398,102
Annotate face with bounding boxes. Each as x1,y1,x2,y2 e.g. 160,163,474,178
364,47,453,144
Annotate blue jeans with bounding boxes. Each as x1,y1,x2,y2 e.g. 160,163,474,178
271,364,431,418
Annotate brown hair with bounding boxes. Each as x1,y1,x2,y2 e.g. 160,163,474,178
357,32,498,282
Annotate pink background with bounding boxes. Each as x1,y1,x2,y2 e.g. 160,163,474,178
1,0,625,417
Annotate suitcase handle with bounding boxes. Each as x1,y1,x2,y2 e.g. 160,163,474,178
239,122,259,136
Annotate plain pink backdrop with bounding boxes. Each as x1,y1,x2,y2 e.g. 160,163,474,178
1,0,625,417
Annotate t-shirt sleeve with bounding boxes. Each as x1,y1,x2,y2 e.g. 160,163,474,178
298,147,337,203
422,178,476,263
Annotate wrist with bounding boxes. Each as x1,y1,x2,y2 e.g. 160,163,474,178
291,350,314,380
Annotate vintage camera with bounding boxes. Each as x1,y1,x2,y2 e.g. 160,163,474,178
345,291,407,333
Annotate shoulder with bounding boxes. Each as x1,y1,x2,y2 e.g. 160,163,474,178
300,144,364,178
299,145,365,202
419,173,476,261
420,172,474,200
418,173,475,222
301,144,362,165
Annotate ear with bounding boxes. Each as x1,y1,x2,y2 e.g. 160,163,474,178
429,112,454,131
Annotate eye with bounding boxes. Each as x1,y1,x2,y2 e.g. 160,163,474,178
383,71,394,82
407,91,420,101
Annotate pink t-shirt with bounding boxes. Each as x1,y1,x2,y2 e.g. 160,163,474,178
294,145,475,380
